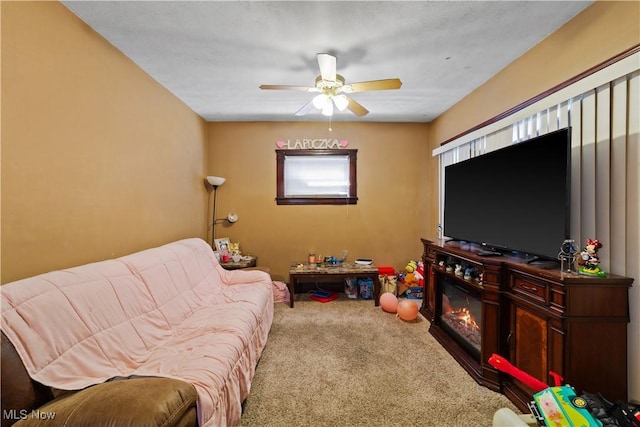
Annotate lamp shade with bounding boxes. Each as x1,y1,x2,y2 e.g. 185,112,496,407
206,176,225,186
227,212,239,223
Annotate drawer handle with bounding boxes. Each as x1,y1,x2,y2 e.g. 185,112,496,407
521,283,538,292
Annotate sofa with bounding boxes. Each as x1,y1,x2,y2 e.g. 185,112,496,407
1,238,274,426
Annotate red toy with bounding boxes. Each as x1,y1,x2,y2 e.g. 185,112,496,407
488,353,563,392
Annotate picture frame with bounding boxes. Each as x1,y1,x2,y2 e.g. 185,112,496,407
214,237,231,253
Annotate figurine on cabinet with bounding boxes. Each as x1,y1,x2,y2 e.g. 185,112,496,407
577,238,606,277
558,239,578,273
454,264,463,277
446,256,455,273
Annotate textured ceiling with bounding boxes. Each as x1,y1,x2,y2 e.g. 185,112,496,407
62,1,593,123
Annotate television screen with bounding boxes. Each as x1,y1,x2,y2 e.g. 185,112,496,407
443,128,571,261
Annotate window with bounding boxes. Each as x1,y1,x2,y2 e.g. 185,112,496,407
276,149,358,205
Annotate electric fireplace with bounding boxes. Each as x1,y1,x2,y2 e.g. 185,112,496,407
439,276,482,360
422,238,633,410
423,244,503,392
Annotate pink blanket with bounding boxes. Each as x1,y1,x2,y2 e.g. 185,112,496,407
1,238,274,426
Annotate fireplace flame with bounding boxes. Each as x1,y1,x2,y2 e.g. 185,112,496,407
446,307,480,331
441,293,481,351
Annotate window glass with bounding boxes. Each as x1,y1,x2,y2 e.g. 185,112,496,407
284,156,350,196
276,149,357,205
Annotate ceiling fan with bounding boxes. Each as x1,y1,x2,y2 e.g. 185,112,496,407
259,53,402,117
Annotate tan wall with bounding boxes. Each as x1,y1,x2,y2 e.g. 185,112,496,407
1,2,209,283
427,0,640,402
429,0,640,147
208,121,432,281
426,0,640,245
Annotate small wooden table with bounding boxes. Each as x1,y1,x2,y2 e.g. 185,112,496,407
288,262,380,308
220,256,257,270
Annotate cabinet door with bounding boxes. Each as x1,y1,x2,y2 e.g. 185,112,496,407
511,305,548,385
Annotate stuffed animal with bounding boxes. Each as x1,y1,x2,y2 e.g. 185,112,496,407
405,260,418,273
404,272,419,287
415,262,425,286
398,260,420,295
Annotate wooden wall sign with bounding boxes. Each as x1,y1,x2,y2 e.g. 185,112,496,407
275,138,349,149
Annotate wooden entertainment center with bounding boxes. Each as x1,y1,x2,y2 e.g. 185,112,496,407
420,238,633,412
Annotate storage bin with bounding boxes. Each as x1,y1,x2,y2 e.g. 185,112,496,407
358,278,374,299
377,266,395,276
344,277,358,299
406,286,423,299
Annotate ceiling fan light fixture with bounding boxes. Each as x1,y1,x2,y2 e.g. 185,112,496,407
321,101,334,116
312,93,328,109
260,53,401,118
333,94,349,111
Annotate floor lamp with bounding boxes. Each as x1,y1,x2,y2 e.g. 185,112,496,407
206,176,225,247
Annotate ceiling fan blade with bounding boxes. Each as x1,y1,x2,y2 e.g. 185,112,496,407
294,99,317,116
259,84,316,91
317,53,336,82
346,96,369,117
345,78,402,93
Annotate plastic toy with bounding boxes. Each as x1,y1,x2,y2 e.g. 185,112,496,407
488,354,608,427
577,238,606,277
454,264,463,277
488,353,552,392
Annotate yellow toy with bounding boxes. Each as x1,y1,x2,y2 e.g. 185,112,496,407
404,272,419,287
405,260,418,273
229,242,241,255
405,260,423,286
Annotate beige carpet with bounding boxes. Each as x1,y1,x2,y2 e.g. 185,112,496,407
239,296,520,426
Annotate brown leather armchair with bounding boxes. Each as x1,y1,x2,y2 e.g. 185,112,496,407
1,332,198,427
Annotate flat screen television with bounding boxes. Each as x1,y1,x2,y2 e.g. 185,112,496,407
443,127,571,261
